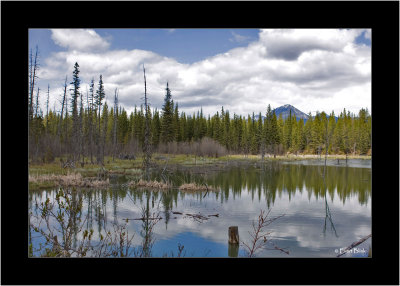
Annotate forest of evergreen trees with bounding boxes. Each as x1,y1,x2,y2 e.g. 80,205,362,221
28,56,372,164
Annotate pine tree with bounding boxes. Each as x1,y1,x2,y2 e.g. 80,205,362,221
213,111,222,144
180,112,187,142
250,112,258,154
357,108,370,154
161,83,174,143
223,110,231,150
95,75,105,163
174,103,181,142
70,62,81,160
152,109,161,147
283,110,293,151
327,111,336,154
101,102,109,161
270,111,280,157
304,113,313,152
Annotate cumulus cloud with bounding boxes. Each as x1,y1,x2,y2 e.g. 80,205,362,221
38,28,371,117
259,29,364,60
51,29,110,52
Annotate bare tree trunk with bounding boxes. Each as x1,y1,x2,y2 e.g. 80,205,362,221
29,48,33,122
46,84,50,131
324,121,328,171
29,46,39,123
113,88,118,162
142,64,152,179
102,110,107,163
57,77,68,157
97,102,102,164
79,90,84,164
58,77,67,137
35,87,40,118
65,93,69,155
86,88,94,164
34,87,40,160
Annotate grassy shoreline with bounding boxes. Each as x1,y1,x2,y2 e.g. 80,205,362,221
28,153,371,191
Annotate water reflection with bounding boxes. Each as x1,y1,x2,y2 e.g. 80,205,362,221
29,161,371,257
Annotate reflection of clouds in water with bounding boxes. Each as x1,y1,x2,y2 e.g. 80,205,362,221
79,186,371,255
29,162,371,257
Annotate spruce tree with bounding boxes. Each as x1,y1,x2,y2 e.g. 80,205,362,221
174,103,181,142
95,75,105,163
70,62,81,160
161,83,174,143
270,111,280,157
152,109,161,147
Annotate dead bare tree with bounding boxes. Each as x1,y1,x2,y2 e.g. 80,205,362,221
35,87,40,118
57,77,68,137
79,84,84,164
113,88,119,162
142,64,152,179
45,84,50,131
29,46,39,123
88,79,95,164
95,75,105,164
102,100,108,163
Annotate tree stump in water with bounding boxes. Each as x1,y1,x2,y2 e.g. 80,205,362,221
228,241,239,257
228,226,239,244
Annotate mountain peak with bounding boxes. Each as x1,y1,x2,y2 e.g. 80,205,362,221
273,104,309,121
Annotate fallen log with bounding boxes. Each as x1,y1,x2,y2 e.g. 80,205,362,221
185,213,209,221
208,214,219,217
126,217,163,221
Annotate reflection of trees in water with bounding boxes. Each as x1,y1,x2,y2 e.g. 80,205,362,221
30,164,371,228
205,164,371,206
322,164,338,238
323,196,338,237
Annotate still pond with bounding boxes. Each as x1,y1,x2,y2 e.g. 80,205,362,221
29,159,371,257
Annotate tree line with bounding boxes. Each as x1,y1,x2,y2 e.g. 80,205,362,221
29,56,371,164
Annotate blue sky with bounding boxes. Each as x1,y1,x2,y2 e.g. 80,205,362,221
29,29,371,117
29,29,260,64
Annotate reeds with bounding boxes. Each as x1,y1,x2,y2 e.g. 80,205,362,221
29,172,109,188
128,179,171,190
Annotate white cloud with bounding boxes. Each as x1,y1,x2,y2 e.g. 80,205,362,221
37,29,371,118
259,29,364,60
50,29,110,52
229,31,250,43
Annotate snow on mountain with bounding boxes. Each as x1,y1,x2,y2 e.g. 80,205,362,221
273,104,309,121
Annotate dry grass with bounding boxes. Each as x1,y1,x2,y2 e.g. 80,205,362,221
129,179,171,190
29,172,109,188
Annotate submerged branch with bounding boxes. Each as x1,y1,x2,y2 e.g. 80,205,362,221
336,234,372,257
